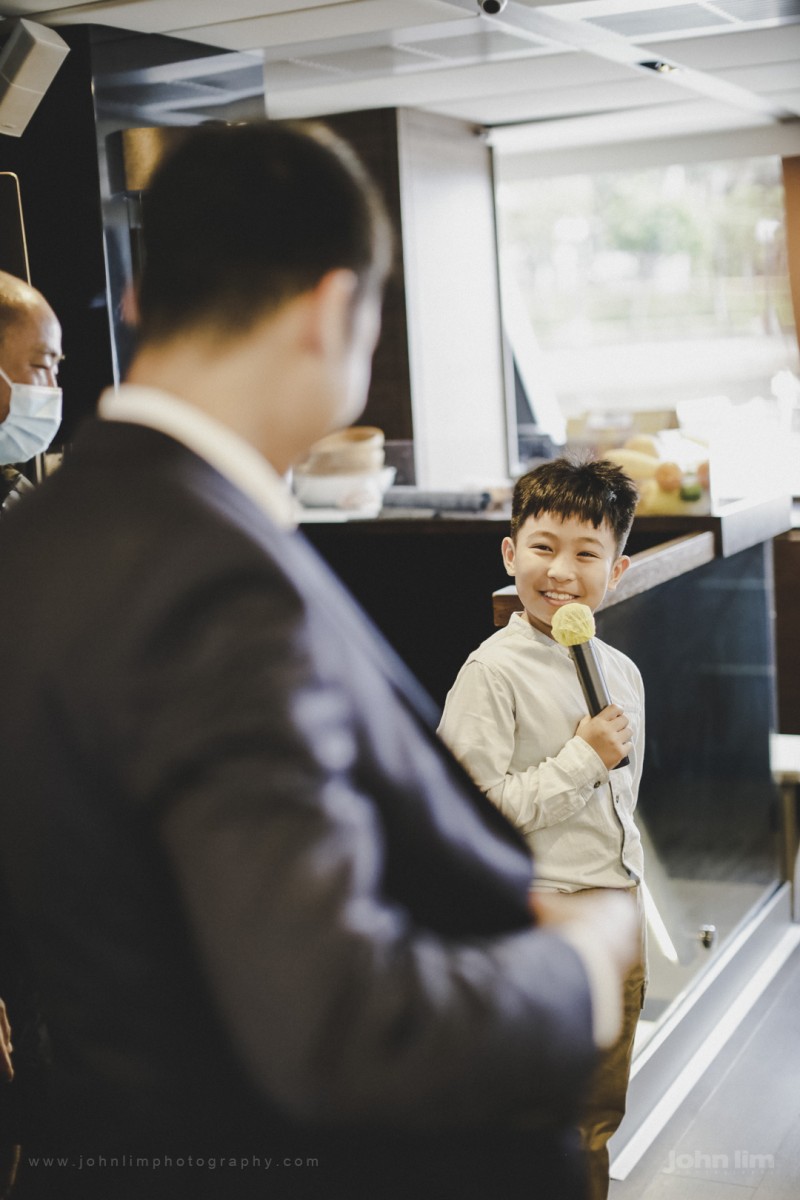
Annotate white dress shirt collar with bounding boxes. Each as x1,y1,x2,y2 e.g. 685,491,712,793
98,384,298,531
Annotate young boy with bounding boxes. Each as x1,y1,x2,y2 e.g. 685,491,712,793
438,456,645,1200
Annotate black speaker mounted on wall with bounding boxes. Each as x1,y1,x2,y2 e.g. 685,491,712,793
0,18,69,138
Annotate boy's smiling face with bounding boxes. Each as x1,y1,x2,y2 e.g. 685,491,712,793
502,511,629,636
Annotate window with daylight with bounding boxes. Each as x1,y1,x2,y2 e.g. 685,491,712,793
496,156,800,494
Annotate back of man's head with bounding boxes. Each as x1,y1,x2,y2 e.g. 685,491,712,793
136,120,393,348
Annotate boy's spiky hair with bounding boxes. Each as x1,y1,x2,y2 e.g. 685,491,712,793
510,455,639,554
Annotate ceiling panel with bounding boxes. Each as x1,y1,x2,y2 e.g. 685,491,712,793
12,0,358,28
416,48,638,90
540,0,797,19
260,40,649,115
487,95,771,152
265,49,629,119
171,1,469,51
714,0,800,19
273,27,553,84
293,44,430,78
716,59,800,93
0,0,100,12
425,71,678,122
649,23,800,67
0,0,795,137
415,29,547,58
587,4,731,37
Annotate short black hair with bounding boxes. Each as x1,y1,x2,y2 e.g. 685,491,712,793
136,120,393,346
510,455,639,554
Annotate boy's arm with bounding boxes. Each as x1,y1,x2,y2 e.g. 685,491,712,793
438,661,609,834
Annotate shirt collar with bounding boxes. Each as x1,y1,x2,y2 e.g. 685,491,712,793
98,384,299,531
510,610,570,655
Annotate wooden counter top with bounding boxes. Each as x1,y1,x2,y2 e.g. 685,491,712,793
631,493,791,558
300,492,791,559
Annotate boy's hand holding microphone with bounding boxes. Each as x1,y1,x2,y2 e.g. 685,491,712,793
551,602,633,770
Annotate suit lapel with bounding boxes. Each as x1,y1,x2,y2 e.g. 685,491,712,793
174,443,443,730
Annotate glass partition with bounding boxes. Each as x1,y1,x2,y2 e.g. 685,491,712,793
596,541,780,1051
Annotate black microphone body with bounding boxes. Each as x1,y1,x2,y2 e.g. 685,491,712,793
568,640,630,769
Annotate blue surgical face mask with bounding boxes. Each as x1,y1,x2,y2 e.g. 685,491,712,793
0,364,63,465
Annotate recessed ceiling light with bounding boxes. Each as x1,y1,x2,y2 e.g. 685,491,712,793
639,60,681,74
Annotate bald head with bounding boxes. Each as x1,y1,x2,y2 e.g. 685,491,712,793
0,271,51,337
0,271,62,424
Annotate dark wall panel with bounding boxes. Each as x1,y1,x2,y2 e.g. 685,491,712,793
321,109,414,445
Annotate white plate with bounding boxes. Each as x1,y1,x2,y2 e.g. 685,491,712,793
293,466,396,509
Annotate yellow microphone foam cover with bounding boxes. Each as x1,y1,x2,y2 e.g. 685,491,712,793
550,602,595,647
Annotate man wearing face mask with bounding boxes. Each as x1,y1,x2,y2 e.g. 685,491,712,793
0,270,63,514
0,271,61,1165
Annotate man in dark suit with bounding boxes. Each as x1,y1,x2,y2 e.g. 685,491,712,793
0,121,637,1199
0,271,63,1180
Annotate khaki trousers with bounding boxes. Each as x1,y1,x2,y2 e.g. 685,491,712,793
579,956,645,1200
573,885,646,1200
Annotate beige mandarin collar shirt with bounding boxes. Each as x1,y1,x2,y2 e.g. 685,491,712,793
439,610,645,892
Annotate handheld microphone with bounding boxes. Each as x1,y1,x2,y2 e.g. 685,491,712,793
550,603,629,770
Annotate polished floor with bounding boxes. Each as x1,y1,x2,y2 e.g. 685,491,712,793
609,936,800,1199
